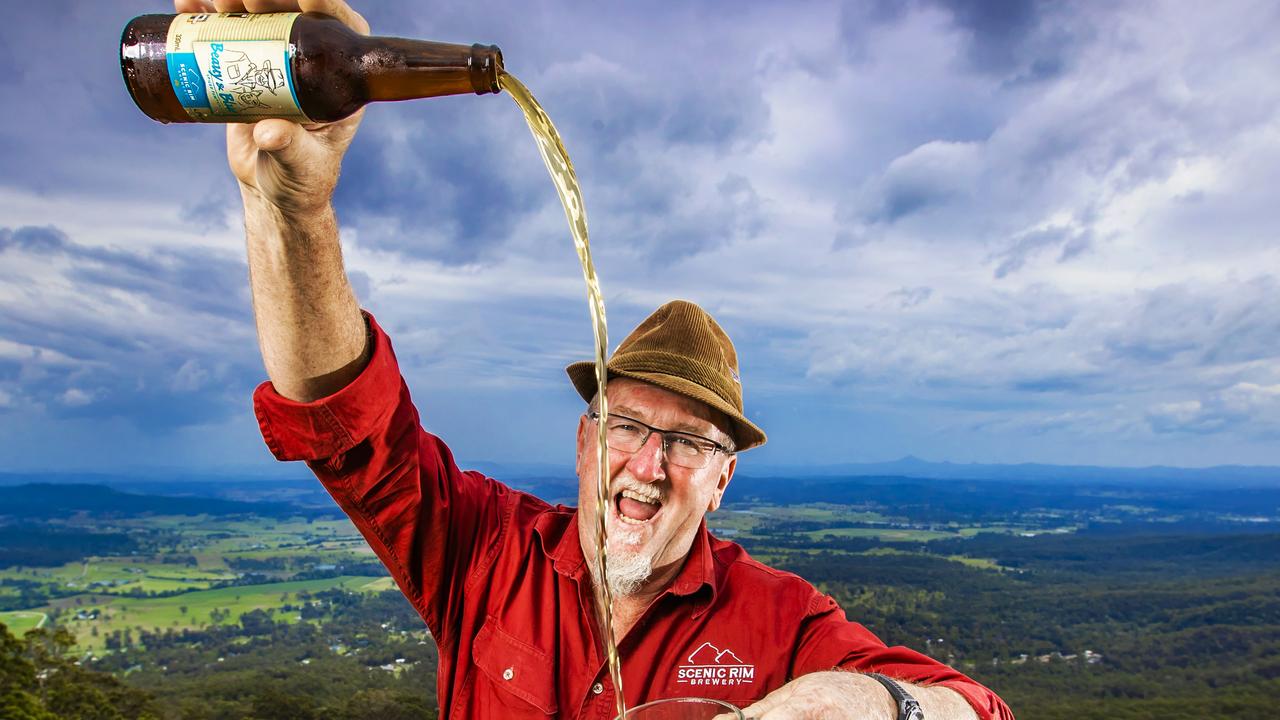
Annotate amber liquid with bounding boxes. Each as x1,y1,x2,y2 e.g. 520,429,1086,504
500,73,626,718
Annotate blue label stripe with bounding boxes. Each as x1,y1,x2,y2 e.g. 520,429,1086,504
166,52,210,109
283,49,303,118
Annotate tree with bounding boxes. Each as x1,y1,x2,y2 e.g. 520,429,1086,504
250,685,320,720
0,624,159,720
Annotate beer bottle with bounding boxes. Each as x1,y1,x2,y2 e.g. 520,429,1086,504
121,12,503,124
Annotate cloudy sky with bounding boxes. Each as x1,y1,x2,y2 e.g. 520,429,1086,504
1,0,1279,476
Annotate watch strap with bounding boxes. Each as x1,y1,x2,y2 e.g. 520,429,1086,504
868,673,925,720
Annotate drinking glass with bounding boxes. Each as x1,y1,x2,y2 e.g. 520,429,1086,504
613,697,744,719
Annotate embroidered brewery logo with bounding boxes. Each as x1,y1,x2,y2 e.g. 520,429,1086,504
676,642,756,687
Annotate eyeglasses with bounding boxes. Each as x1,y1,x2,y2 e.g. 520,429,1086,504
587,411,731,470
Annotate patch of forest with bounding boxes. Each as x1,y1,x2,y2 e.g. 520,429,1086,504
765,526,1280,719
2,477,1279,719
0,483,330,522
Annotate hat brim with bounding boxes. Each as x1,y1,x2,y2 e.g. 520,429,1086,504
566,361,767,452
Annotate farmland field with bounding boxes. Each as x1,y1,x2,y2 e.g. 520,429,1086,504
0,610,46,633
2,477,1278,720
57,575,385,651
0,503,398,652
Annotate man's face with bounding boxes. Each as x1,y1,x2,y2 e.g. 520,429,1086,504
575,378,736,598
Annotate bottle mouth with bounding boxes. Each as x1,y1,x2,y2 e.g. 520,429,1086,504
469,43,504,94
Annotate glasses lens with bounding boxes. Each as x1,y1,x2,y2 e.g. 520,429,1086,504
664,434,711,469
604,416,648,451
597,414,717,470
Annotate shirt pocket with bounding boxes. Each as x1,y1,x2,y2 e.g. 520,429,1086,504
470,617,559,716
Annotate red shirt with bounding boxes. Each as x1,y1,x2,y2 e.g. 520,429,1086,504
254,314,1012,720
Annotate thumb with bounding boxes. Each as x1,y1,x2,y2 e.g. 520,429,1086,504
252,119,311,162
248,119,333,213
736,695,781,719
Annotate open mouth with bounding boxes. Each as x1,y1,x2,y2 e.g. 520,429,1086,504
614,488,663,525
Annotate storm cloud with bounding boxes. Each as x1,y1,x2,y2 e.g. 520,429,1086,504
1,0,1278,471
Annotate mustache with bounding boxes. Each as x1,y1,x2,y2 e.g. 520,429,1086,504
610,473,667,503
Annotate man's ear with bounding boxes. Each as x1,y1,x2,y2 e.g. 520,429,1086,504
575,413,590,477
707,454,737,513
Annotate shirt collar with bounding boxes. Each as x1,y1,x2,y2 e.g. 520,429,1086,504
535,509,719,611
535,508,588,578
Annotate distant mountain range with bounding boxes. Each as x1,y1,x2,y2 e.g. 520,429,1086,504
746,456,1280,486
1,455,1277,497
2,469,1277,529
471,456,1280,488
0,483,333,521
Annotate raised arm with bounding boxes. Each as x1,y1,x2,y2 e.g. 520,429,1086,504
175,0,372,402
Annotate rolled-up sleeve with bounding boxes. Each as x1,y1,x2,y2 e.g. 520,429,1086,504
252,312,512,642
793,593,1014,720
254,313,399,464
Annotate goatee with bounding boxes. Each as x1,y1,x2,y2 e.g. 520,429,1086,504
591,549,653,597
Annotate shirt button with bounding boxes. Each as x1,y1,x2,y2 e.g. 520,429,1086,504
502,667,515,681
592,682,604,695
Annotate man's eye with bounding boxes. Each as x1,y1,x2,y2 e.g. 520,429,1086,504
670,436,700,449
611,423,641,433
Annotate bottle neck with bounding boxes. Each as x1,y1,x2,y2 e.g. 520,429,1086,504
364,37,503,102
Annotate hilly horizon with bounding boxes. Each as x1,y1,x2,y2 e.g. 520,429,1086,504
3,455,1279,490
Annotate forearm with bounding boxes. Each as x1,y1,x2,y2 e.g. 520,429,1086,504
242,189,368,402
834,671,978,720
739,671,983,719
908,680,980,720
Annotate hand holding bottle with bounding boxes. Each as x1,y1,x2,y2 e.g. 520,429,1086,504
171,0,370,216
127,0,502,400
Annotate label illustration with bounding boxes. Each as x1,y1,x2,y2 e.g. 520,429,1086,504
165,13,309,122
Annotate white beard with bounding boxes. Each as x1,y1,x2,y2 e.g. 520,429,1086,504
600,547,653,597
586,473,663,597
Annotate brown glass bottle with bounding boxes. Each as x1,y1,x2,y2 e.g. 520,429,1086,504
121,12,503,123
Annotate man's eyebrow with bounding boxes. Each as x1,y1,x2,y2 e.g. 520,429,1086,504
609,404,643,419
611,404,717,437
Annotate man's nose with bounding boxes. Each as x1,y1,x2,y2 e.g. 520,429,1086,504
624,431,667,482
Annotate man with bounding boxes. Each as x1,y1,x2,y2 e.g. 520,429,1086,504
190,0,1014,716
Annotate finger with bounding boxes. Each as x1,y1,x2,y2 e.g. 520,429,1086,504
211,0,248,12
736,693,786,720
740,705,807,720
299,0,370,34
751,710,802,720
243,0,304,12
173,0,214,12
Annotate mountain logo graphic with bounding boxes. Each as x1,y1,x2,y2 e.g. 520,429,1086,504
677,642,756,687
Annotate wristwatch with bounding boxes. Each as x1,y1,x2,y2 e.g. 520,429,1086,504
868,673,925,720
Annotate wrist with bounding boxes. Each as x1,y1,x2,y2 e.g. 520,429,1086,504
867,673,925,720
241,191,341,270
239,183,333,224
833,672,899,720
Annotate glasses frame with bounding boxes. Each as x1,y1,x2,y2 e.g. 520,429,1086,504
587,411,731,469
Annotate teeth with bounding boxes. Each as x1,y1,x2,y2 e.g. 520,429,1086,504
615,488,662,525
620,489,661,505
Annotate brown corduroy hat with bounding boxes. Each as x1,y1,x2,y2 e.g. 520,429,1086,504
566,300,767,451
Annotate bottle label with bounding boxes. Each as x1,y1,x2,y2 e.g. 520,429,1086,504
165,13,310,122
